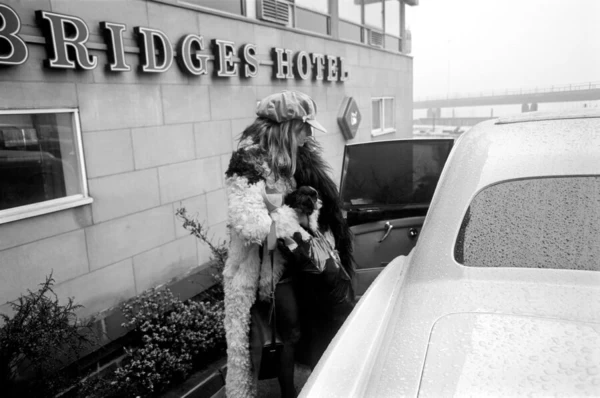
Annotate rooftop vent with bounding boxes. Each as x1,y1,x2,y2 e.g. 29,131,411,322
257,0,291,25
369,31,384,48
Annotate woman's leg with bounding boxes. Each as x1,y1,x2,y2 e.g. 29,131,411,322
275,280,301,398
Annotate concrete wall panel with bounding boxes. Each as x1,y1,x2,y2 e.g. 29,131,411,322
0,206,92,252
0,81,77,109
133,235,198,293
162,84,211,124
83,129,135,178
158,156,222,204
88,169,160,223
0,230,89,306
206,188,228,226
209,85,257,121
194,120,233,159
85,205,176,270
78,84,163,131
53,258,136,317
132,123,196,169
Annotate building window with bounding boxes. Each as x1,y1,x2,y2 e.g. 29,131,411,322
0,109,91,224
384,0,401,51
296,0,328,13
295,0,330,35
338,0,362,24
178,0,244,15
371,97,395,136
364,0,383,30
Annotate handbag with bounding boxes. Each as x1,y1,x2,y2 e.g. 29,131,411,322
250,250,283,380
285,229,354,306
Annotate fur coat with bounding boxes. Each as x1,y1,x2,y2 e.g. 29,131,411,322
222,140,354,397
223,144,316,398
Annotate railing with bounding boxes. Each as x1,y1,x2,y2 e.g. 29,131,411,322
415,81,600,102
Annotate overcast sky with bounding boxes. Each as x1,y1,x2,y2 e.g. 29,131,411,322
407,0,600,99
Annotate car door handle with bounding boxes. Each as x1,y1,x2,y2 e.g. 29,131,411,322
378,222,394,243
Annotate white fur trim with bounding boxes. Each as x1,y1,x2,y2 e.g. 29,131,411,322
223,235,261,397
226,176,271,245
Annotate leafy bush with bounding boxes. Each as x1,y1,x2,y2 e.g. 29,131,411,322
0,274,95,397
80,287,225,397
79,210,229,397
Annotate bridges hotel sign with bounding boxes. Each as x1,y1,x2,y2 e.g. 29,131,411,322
0,3,350,82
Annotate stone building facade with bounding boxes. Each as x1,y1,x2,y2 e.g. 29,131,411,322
0,0,416,321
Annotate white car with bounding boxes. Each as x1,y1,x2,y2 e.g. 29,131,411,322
301,109,600,397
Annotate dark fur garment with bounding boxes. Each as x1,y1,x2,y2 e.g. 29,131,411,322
224,146,267,185
295,139,355,278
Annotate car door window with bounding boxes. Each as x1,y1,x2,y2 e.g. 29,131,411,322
340,139,453,226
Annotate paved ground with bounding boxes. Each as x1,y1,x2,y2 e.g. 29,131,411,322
212,364,312,398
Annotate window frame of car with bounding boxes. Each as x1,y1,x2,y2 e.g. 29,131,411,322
371,96,396,136
0,108,92,225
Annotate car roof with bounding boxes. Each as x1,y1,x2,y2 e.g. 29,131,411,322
449,109,600,191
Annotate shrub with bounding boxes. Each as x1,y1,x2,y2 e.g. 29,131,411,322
79,209,229,397
0,273,95,397
95,288,225,396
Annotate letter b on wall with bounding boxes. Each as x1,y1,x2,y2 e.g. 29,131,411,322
0,4,28,66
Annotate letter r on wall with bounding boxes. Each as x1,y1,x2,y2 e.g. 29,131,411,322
36,10,97,69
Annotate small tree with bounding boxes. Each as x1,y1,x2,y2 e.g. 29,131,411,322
176,207,228,287
0,273,95,397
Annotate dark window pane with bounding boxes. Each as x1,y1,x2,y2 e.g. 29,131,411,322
339,20,362,43
182,0,242,15
385,35,400,51
384,98,394,129
0,113,81,211
296,7,329,35
371,99,382,131
340,140,453,208
455,176,600,272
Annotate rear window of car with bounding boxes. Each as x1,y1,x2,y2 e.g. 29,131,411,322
454,176,600,271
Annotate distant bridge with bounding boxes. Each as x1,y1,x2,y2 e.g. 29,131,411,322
414,81,600,109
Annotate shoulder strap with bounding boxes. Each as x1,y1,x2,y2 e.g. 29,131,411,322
261,188,282,251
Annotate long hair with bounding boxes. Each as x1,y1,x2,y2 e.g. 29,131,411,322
295,138,355,277
238,117,306,181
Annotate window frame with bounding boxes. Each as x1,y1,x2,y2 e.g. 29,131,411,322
176,0,247,17
371,97,396,136
0,108,92,225
152,0,409,53
337,0,365,43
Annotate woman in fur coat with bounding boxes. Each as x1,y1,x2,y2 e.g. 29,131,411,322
223,91,354,398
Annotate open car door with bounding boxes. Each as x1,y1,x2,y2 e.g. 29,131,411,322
340,138,454,298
